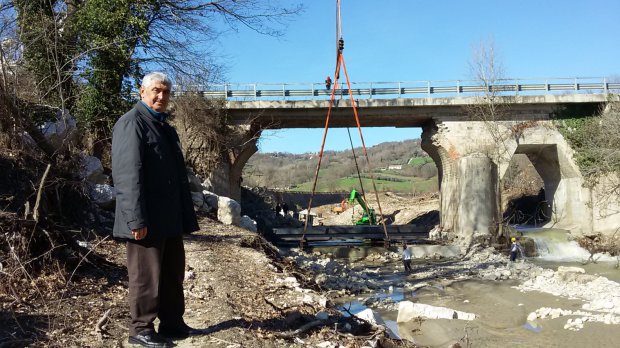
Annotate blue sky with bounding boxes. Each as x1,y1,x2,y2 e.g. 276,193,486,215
217,0,620,154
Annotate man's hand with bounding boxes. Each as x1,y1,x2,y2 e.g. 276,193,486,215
132,227,148,240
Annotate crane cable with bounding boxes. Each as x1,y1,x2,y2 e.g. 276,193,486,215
347,127,366,199
300,0,390,248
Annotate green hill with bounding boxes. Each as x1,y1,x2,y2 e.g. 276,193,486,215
244,139,438,193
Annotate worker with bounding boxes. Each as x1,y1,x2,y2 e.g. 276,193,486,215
509,237,524,261
402,243,412,273
325,75,332,90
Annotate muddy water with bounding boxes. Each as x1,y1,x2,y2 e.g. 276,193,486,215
387,279,618,347
313,239,620,348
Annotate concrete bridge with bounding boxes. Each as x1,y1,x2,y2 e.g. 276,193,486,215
196,77,620,242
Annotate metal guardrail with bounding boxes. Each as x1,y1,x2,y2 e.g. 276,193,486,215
175,77,620,101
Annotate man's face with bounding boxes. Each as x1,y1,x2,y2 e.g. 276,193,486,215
140,81,171,112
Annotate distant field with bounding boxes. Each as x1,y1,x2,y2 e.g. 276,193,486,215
408,156,433,166
291,175,438,193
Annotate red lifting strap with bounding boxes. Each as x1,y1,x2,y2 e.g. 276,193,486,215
300,2,389,248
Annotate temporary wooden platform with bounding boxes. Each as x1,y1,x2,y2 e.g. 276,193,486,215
271,224,429,246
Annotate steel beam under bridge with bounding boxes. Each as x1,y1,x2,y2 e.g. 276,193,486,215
272,224,429,246
225,93,609,129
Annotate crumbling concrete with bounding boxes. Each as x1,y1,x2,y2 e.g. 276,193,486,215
422,119,620,239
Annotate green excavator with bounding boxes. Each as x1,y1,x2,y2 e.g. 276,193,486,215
348,189,377,225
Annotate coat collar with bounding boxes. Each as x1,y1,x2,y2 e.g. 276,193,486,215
135,101,170,123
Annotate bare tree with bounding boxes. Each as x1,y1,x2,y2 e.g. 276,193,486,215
464,38,516,242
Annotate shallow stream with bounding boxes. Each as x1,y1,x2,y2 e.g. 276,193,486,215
310,230,620,347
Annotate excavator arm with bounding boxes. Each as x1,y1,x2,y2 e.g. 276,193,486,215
348,189,376,225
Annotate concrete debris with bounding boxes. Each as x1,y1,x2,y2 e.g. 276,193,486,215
397,301,475,322
355,308,400,340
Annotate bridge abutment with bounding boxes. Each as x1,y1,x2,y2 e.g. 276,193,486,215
421,118,617,245
205,125,260,201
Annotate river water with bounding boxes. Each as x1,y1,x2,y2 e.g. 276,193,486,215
311,230,620,347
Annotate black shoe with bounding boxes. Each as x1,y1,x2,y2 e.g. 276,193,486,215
128,331,173,347
159,322,206,339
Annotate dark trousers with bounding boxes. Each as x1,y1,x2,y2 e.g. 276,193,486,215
510,251,517,261
403,259,412,272
126,235,185,335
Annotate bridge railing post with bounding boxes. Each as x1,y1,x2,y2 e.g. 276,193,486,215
398,82,402,97
369,82,373,99
515,79,519,96
574,77,578,92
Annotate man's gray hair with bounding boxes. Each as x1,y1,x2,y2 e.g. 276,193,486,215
141,72,172,88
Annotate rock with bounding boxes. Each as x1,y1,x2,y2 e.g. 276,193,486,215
202,190,219,210
202,178,213,192
191,192,206,209
482,273,498,281
315,274,327,286
80,155,107,184
239,215,257,232
41,110,78,149
90,184,115,210
217,196,241,225
397,301,475,322
187,171,203,192
557,266,585,274
315,311,330,321
356,308,382,326
428,225,443,240
278,276,299,288
318,296,328,307
557,266,598,284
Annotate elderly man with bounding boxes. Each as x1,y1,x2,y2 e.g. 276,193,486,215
112,72,200,347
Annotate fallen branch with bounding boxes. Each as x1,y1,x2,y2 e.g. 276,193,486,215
272,319,323,339
64,235,109,290
263,296,285,314
33,163,51,223
93,308,111,341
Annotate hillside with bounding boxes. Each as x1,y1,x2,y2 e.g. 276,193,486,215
244,139,438,193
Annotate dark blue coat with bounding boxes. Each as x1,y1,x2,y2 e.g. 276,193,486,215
111,102,199,240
